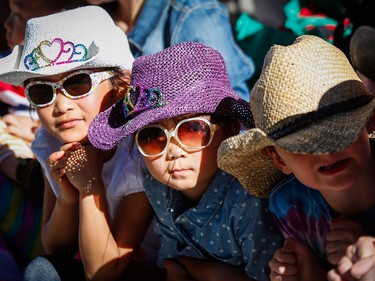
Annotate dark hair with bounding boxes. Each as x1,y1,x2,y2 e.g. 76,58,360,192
211,114,241,138
108,68,131,101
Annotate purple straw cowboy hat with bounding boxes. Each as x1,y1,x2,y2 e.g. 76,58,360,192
88,41,253,150
0,6,134,85
217,35,375,198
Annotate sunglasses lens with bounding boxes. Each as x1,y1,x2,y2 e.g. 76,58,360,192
63,73,92,96
178,120,211,148
137,127,168,156
27,84,54,106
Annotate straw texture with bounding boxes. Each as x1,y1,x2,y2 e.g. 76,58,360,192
218,35,375,198
0,6,134,85
89,42,253,150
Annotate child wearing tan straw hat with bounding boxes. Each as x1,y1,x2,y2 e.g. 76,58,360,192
217,35,375,280
88,41,284,281
0,6,163,280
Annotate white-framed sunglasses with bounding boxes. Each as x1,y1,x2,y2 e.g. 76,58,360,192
25,69,115,108
135,116,220,157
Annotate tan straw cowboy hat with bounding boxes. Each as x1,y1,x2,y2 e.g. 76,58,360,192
218,35,375,198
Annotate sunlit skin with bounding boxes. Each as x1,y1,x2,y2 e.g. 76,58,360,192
29,69,116,145
142,116,226,203
4,0,67,49
268,127,375,214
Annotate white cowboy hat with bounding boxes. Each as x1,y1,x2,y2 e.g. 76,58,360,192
0,5,134,85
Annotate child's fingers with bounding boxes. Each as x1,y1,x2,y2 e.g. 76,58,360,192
59,142,82,152
269,251,298,278
48,150,66,165
336,256,354,275
351,255,375,280
270,270,298,281
327,268,350,281
328,218,366,242
353,236,375,259
273,248,298,264
163,259,192,281
326,228,366,265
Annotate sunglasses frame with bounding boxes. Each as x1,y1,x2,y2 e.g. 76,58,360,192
25,69,115,108
135,116,220,157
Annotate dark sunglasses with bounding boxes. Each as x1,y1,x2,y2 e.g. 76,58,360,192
135,117,220,157
25,70,115,108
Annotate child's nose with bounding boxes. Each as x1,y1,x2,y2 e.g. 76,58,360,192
53,89,75,113
166,138,186,159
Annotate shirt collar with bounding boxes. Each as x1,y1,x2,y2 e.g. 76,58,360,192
172,170,234,227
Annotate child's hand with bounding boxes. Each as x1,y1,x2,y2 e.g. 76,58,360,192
163,259,196,281
48,148,79,204
2,114,40,142
269,238,327,281
326,216,366,265
63,143,104,195
327,236,375,281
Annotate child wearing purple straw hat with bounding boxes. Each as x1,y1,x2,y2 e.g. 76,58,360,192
88,41,283,281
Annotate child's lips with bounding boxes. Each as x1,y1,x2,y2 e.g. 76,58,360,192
169,168,191,176
57,119,81,129
318,159,349,175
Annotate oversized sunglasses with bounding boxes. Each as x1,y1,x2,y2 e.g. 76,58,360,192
135,117,220,157
25,70,115,108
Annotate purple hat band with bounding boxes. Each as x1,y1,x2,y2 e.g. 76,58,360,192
89,42,253,150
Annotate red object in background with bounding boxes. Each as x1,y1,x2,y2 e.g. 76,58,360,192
0,81,28,106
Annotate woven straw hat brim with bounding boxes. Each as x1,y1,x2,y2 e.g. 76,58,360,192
218,99,375,198
88,80,247,150
88,42,253,151
217,129,282,198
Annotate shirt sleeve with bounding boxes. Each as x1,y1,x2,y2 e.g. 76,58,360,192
173,3,254,101
269,176,331,261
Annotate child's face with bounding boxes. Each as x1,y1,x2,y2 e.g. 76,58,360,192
5,0,63,49
27,69,116,144
270,127,372,193
140,115,226,201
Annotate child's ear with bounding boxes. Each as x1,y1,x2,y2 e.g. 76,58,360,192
263,147,293,175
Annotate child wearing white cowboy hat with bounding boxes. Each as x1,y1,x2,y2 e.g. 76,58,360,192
217,35,375,280
0,6,163,281
88,41,284,281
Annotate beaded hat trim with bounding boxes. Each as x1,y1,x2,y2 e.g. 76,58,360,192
123,86,166,118
24,38,88,71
